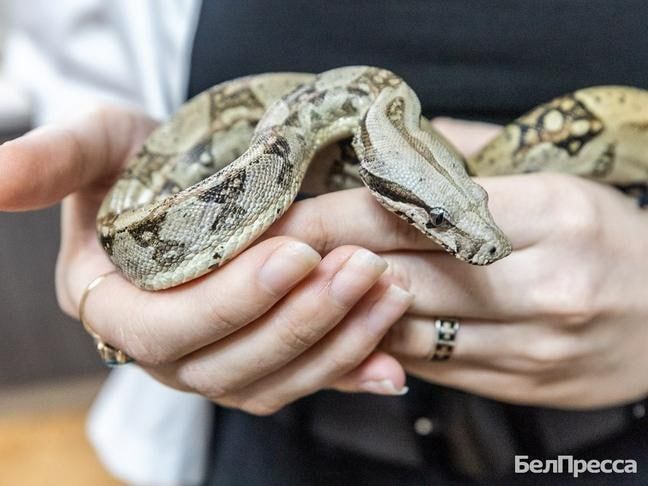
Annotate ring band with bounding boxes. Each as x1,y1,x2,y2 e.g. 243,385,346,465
79,270,133,367
429,318,460,361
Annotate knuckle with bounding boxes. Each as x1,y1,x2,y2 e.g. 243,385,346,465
548,177,600,238
121,314,178,366
126,338,174,367
291,197,331,253
202,298,243,336
276,311,320,353
532,270,600,326
525,333,580,368
177,363,229,399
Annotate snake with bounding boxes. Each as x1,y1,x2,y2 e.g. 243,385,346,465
96,66,648,290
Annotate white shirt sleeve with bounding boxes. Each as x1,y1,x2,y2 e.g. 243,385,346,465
4,0,201,123
4,1,213,484
88,366,214,486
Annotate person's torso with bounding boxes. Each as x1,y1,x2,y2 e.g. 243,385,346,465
189,1,648,480
189,0,648,123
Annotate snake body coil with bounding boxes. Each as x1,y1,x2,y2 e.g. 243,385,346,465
97,66,648,290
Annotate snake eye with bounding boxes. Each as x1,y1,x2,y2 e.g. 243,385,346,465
427,208,452,229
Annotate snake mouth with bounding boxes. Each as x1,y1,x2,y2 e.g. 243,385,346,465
469,255,494,266
441,233,513,266
468,240,513,265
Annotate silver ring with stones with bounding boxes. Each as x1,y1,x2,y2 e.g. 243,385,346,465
429,318,460,361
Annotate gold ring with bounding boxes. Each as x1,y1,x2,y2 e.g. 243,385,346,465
429,318,460,361
79,270,133,367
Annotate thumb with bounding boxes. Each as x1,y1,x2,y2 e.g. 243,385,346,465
0,106,157,212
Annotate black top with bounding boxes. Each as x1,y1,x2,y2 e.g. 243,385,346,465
189,0,648,123
187,1,648,483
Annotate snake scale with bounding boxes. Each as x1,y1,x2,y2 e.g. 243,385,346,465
97,66,648,290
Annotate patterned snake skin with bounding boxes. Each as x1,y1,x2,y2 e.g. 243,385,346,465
97,66,648,290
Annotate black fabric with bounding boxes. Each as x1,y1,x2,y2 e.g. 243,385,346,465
206,404,648,486
188,0,648,483
188,0,648,123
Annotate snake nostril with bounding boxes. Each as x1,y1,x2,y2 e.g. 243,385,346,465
488,245,497,256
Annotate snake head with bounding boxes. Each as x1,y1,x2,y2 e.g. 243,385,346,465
360,167,512,265
355,84,512,266
415,183,513,265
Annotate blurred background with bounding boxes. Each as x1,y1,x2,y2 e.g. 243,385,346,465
0,2,116,484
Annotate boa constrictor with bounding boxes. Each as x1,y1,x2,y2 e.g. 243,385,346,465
97,66,648,290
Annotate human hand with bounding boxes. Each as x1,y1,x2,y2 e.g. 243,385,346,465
267,117,648,409
0,107,413,416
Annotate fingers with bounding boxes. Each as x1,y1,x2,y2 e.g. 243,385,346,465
212,280,413,415
81,236,322,363
400,359,546,406
384,249,548,320
0,106,156,211
382,315,589,374
265,188,439,254
400,358,601,409
266,175,567,256
266,115,545,256
165,246,391,398
331,351,407,395
382,316,521,364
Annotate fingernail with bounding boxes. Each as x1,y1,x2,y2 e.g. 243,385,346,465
384,284,415,304
259,241,321,294
360,379,409,396
343,248,388,274
329,249,387,306
366,284,414,335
